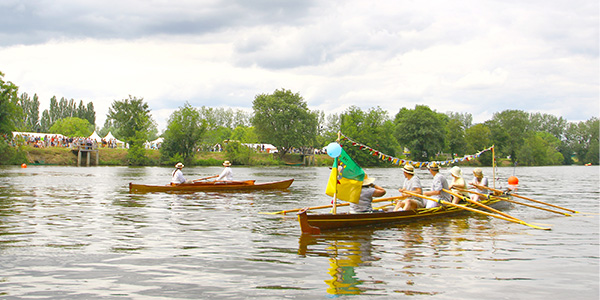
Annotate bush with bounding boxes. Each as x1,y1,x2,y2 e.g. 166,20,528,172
0,140,27,165
224,141,254,165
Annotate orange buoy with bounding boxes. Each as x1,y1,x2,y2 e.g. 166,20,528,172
21,163,27,168
508,176,519,185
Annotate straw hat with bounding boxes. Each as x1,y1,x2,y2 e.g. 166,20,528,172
223,160,232,167
402,164,415,175
175,162,184,169
362,176,376,186
450,166,462,177
473,168,483,177
427,162,440,171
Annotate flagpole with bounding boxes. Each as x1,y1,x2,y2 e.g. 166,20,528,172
331,131,342,214
492,145,496,189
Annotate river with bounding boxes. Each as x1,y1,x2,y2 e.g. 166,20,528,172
0,165,598,299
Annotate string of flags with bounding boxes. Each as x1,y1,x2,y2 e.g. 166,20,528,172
339,133,494,168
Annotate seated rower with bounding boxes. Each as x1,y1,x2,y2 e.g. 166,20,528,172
394,164,424,211
349,176,386,213
469,168,489,201
171,162,192,185
217,160,233,181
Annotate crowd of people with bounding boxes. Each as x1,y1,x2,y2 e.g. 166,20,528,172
10,132,125,150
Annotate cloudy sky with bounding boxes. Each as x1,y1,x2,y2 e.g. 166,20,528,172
0,0,598,131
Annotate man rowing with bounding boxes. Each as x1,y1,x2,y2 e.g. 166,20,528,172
422,162,451,208
349,176,386,213
394,164,424,211
171,162,192,185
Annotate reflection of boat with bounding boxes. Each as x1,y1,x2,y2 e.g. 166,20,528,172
298,196,508,234
129,179,294,193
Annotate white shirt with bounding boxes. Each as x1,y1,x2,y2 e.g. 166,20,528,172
217,167,233,181
171,169,186,184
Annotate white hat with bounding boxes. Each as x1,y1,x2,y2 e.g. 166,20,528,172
223,161,231,167
450,166,462,177
175,162,184,168
402,164,415,175
362,176,376,186
473,168,483,177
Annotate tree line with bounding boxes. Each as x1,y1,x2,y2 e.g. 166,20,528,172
1,71,598,166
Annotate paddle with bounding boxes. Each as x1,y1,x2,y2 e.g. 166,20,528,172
457,187,572,217
473,184,579,214
260,196,402,215
193,175,219,182
443,189,524,222
402,190,550,230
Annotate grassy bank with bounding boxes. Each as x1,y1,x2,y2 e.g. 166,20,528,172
19,145,334,167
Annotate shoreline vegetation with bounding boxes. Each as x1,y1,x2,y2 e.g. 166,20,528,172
16,146,520,168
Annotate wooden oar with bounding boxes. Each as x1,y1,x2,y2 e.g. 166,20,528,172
473,184,579,214
443,189,523,222
402,191,550,230
193,175,219,182
260,196,402,215
457,188,572,217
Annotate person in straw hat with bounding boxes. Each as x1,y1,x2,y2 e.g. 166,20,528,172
171,162,192,185
448,166,468,204
349,175,386,213
469,168,489,201
217,160,234,181
394,164,424,211
423,162,451,208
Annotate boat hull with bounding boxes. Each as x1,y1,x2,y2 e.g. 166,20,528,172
298,197,506,234
129,179,293,193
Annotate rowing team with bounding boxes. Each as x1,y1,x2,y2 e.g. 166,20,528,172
353,163,517,214
170,161,234,185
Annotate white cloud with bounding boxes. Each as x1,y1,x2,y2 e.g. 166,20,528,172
0,0,597,132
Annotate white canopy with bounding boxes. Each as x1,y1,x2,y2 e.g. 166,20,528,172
104,131,125,144
12,131,65,139
88,131,102,142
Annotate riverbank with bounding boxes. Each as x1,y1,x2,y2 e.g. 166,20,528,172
19,145,334,167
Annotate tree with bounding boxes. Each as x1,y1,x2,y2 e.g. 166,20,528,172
251,89,317,158
339,106,397,166
16,93,40,132
517,132,564,166
161,103,206,163
49,117,93,137
486,109,530,163
394,105,446,161
106,95,156,165
230,126,258,143
465,123,493,165
0,71,21,136
445,118,467,157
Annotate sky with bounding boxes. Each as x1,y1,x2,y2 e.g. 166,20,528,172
0,0,598,132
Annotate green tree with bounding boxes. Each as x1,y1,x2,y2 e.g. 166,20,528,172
486,109,530,163
517,132,564,166
251,89,317,158
230,126,258,143
0,72,22,135
446,117,467,157
339,106,397,166
16,93,40,132
464,123,493,165
49,117,93,137
106,95,156,165
161,103,206,163
394,105,446,161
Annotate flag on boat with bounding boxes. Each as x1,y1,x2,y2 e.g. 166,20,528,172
325,148,365,204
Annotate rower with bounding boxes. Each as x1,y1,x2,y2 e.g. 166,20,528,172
217,160,233,182
171,162,192,185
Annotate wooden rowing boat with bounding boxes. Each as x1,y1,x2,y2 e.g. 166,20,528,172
129,178,294,193
297,196,509,234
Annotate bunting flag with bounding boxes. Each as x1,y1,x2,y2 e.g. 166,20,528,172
325,147,365,204
339,133,494,168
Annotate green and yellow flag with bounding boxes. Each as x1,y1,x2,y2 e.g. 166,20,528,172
325,148,365,204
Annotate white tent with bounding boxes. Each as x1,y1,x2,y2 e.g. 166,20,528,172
103,131,125,145
88,131,102,142
145,137,163,149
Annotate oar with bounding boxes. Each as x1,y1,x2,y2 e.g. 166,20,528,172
473,184,579,214
457,188,572,217
193,175,219,182
443,189,524,222
260,196,402,215
402,191,550,230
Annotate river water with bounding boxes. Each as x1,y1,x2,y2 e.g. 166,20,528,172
0,165,598,299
